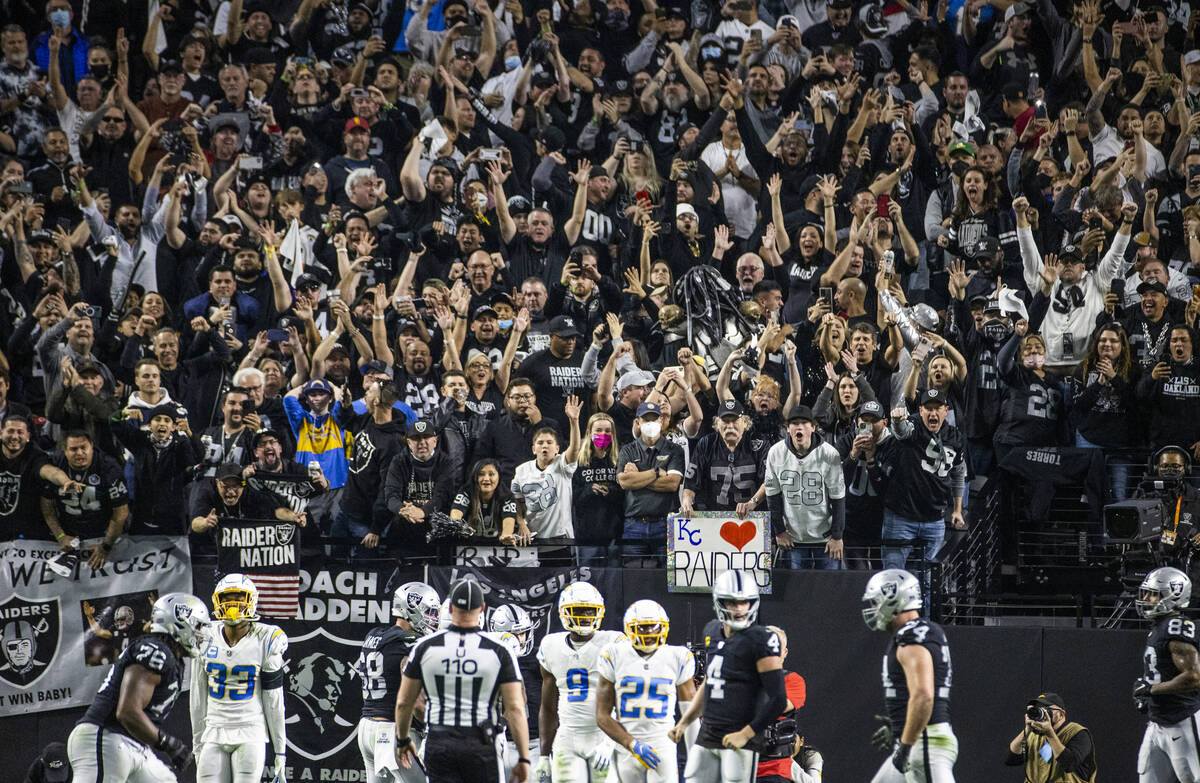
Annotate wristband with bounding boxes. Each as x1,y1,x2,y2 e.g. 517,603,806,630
396,736,412,747
54,531,65,541
455,314,466,320
100,541,113,552
518,758,531,764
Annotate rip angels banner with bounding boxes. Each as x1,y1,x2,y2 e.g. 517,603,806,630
0,535,192,715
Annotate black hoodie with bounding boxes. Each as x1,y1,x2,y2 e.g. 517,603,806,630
336,406,410,526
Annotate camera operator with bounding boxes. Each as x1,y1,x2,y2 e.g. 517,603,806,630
1005,692,1097,782
1137,446,1200,565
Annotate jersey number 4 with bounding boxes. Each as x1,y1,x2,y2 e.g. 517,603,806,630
705,655,726,700
206,663,257,701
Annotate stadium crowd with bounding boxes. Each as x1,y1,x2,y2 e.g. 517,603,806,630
0,0,1198,572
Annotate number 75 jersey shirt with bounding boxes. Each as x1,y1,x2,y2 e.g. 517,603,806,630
193,622,288,744
537,630,625,730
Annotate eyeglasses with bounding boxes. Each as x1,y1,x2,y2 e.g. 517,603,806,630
102,116,125,123
508,393,534,401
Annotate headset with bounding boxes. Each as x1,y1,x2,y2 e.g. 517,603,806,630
1147,445,1193,477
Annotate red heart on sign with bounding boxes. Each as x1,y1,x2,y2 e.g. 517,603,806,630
720,521,757,551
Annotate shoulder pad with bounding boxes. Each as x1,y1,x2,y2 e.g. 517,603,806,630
131,638,172,673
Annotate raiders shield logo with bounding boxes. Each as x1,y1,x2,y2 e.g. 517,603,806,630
283,627,363,760
881,583,898,600
0,595,60,688
275,524,296,546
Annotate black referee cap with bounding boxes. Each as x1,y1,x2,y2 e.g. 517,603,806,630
449,578,485,611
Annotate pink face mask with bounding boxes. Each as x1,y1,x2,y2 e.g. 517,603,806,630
1022,354,1045,369
591,433,612,450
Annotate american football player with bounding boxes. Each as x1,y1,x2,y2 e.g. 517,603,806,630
669,569,785,783
67,593,210,781
191,574,290,783
357,581,440,783
537,581,623,782
862,569,957,782
596,600,696,782
1134,567,1200,783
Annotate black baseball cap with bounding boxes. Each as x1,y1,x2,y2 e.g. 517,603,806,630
473,304,499,320
1137,279,1168,296
406,419,437,439
449,578,485,610
717,398,746,418
859,400,884,420
1058,243,1085,265
548,315,582,337
215,463,244,481
40,743,70,783
919,388,949,407
1030,692,1066,710
251,428,281,448
785,405,816,423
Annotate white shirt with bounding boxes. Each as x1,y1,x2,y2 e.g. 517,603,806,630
701,141,759,239
763,438,846,542
596,636,694,740
511,454,577,539
191,621,287,744
536,630,624,732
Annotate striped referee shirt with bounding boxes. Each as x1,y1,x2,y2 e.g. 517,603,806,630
404,626,523,728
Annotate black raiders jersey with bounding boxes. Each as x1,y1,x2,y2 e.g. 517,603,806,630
44,453,129,539
882,619,952,734
1144,615,1200,725
697,619,782,746
357,625,422,723
79,635,183,738
685,433,766,511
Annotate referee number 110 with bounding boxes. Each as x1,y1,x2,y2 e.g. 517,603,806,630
443,658,479,675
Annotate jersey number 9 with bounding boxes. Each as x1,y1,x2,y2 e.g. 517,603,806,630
566,668,589,702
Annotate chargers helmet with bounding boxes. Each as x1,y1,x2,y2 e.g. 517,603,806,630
150,593,211,656
712,569,759,631
624,600,669,652
558,582,605,635
212,573,259,625
1138,567,1192,619
861,569,922,631
392,582,440,635
489,604,535,655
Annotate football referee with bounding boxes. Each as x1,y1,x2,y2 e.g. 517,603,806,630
395,579,531,782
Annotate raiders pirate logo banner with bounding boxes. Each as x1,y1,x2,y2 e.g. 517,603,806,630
0,536,192,715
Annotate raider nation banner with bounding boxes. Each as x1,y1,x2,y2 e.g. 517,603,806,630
215,516,301,618
192,562,425,782
0,535,192,715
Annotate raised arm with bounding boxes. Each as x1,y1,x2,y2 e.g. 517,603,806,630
562,161,590,245
400,136,427,202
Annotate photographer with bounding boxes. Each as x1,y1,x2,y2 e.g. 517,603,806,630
1005,692,1096,782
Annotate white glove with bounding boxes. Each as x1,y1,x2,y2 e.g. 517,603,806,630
271,753,287,783
588,744,613,772
534,755,552,783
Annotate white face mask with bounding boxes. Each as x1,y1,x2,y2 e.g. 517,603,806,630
640,420,662,439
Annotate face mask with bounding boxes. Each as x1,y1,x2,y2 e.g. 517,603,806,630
90,63,109,80
505,55,521,71
639,420,661,439
1022,354,1045,369
981,318,1011,343
50,9,70,27
950,161,969,179
1033,173,1051,191
591,432,612,449
497,318,513,329
472,192,488,211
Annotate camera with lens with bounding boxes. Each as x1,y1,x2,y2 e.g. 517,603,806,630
526,38,554,65
741,346,759,366
1025,703,1047,722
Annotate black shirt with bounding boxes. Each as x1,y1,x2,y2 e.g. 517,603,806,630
79,635,183,738
516,347,589,438
337,410,409,523
0,445,49,540
1145,614,1200,725
685,433,766,511
697,619,782,745
618,436,686,519
477,412,563,486
882,618,952,734
570,460,624,544
42,452,129,540
358,625,422,723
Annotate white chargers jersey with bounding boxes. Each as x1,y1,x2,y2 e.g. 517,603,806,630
597,637,694,740
193,622,288,742
537,630,623,731
763,438,845,543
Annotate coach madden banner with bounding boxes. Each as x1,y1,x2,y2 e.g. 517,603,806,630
667,512,772,594
0,535,192,716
